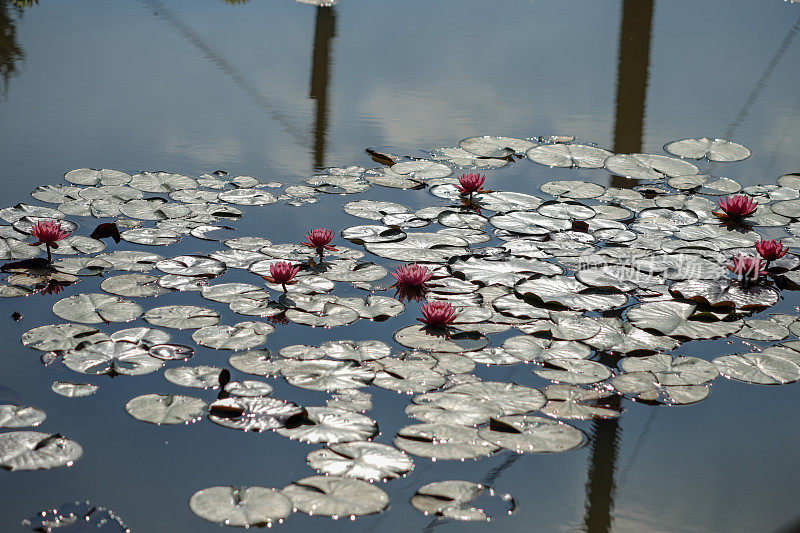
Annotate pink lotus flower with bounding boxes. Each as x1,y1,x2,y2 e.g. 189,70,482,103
454,173,488,196
418,301,458,328
301,228,337,261
261,261,300,292
727,254,766,281
755,239,788,261
391,263,433,288
28,219,70,263
714,195,758,218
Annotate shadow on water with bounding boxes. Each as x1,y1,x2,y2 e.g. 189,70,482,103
310,6,336,171
585,1,654,531
609,0,653,190
0,1,26,100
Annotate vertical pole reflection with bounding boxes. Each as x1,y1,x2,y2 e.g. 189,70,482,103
310,6,336,171
582,387,623,533
584,2,654,529
0,2,26,100
610,0,654,189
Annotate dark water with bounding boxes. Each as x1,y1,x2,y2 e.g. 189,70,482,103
1,1,800,532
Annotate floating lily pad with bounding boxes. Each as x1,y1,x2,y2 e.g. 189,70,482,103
533,359,611,385
411,480,515,521
394,423,498,460
460,135,536,157
276,406,378,443
394,325,489,353
527,144,612,168
125,394,207,425
307,441,413,482
52,293,142,324
209,396,303,432
191,322,273,350
0,405,45,428
149,344,194,361
101,273,173,297
605,153,699,180
120,228,181,246
0,431,83,470
165,366,224,388
515,276,627,311
619,354,717,385
477,415,584,453
143,305,220,329
156,255,226,278
713,353,800,385
229,350,285,377
540,385,620,420
218,189,277,205
51,382,99,398
65,168,132,186
21,323,106,351
190,486,292,527
365,232,469,263
627,301,743,339
63,341,163,376
669,279,779,310
391,161,452,179
129,171,197,192
282,475,389,517
285,303,360,327
224,380,274,397
611,372,710,404
282,360,375,391
95,251,163,272
327,390,373,413
664,138,750,162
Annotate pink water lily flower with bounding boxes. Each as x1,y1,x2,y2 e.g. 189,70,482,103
454,173,488,197
727,254,766,281
261,261,300,292
418,301,458,328
301,228,337,261
391,263,434,288
28,219,71,263
755,239,788,262
714,195,758,218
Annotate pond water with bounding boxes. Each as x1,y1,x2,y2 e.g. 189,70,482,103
1,1,800,532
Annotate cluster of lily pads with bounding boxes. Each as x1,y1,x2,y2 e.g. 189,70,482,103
3,135,800,527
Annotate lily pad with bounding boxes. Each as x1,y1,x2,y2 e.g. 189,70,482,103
604,153,699,180
664,138,750,162
394,325,489,353
527,144,612,168
394,423,498,460
282,476,389,517
191,322,274,350
164,365,224,389
0,431,83,470
21,323,106,352
143,305,220,329
125,394,208,425
307,441,413,482
477,415,584,453
0,405,46,428
713,353,800,385
101,273,173,298
51,382,99,398
276,406,378,443
52,293,143,324
411,480,514,521
190,486,292,527
282,360,375,391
